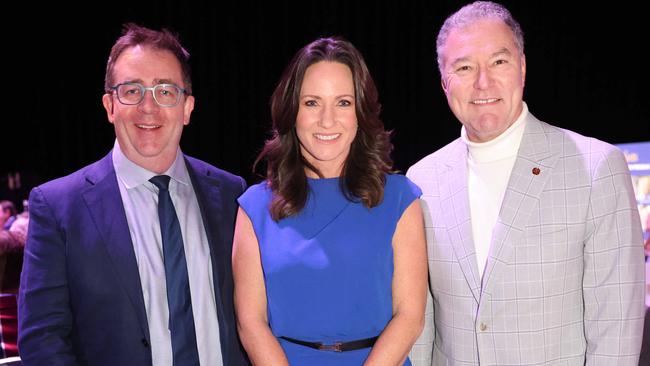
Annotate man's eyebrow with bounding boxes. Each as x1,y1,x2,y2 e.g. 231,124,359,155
154,78,176,85
450,56,471,67
491,48,512,58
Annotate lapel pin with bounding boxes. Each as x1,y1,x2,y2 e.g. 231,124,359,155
532,167,541,175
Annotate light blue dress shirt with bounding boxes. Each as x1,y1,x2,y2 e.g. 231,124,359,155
112,141,222,366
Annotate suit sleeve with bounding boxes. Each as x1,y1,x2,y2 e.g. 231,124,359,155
408,286,434,366
582,147,645,365
239,176,247,195
18,187,79,365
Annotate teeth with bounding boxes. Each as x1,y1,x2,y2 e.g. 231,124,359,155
314,134,340,141
137,125,161,129
472,98,500,104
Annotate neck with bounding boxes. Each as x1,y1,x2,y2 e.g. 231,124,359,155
304,166,342,179
119,146,177,174
141,159,174,174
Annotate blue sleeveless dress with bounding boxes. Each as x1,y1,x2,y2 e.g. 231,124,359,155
238,174,421,365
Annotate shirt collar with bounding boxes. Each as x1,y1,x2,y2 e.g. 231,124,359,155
461,102,528,163
112,140,191,189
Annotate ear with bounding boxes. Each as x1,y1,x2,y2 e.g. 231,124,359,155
520,54,527,87
439,57,450,94
441,76,449,95
182,95,195,126
102,93,115,124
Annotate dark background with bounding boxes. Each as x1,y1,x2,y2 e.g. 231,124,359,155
2,0,648,208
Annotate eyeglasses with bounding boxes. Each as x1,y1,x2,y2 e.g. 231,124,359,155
110,83,188,107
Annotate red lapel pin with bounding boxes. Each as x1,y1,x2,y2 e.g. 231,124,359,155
532,167,541,175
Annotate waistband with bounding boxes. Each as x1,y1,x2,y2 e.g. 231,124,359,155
279,335,379,352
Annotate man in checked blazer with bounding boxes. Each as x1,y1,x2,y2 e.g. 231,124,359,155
407,2,645,365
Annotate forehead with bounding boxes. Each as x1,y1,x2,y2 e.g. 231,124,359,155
443,19,518,60
301,61,354,91
113,45,183,83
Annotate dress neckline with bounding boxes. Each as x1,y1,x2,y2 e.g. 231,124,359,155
307,176,340,184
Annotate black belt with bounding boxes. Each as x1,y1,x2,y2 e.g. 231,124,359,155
279,335,378,352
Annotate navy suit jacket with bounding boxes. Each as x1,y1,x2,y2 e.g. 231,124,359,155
18,152,250,365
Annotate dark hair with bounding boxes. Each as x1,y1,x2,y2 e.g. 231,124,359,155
0,200,16,216
256,36,393,221
104,23,192,94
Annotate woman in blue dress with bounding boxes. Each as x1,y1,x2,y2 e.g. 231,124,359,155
232,37,427,365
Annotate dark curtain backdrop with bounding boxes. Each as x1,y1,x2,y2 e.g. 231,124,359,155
3,0,647,205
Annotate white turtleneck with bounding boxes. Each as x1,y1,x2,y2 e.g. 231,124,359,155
461,102,528,278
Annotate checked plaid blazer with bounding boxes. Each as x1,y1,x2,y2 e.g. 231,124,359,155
407,112,645,365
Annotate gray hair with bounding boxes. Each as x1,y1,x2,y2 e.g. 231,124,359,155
436,1,524,74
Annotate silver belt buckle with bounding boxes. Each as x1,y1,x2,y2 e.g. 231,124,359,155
318,341,343,352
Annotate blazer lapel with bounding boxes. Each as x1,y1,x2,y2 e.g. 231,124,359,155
81,153,149,337
481,114,561,296
441,140,482,303
185,158,228,306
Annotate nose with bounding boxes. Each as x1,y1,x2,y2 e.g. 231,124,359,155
318,104,336,128
473,66,492,90
137,89,160,114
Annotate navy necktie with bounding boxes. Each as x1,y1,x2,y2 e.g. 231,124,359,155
150,175,200,365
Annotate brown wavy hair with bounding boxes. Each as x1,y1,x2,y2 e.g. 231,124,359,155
256,37,393,221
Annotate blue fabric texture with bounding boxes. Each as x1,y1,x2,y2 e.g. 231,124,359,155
238,174,421,365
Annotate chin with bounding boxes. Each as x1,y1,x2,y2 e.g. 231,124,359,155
133,145,165,158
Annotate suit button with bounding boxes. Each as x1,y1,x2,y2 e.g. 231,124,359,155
479,322,487,331
142,338,150,348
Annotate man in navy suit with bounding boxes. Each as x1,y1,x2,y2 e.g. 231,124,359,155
18,23,249,365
